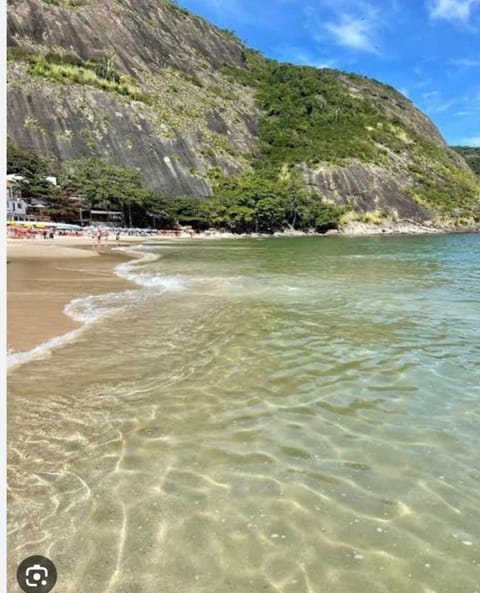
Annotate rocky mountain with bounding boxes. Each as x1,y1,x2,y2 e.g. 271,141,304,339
7,0,480,226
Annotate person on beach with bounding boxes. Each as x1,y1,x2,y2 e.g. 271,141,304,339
92,228,102,250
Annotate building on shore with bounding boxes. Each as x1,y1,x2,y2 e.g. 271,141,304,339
6,174,58,223
88,209,124,227
7,174,32,221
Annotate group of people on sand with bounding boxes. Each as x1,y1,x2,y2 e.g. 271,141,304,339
8,224,199,243
91,227,121,249
7,226,82,240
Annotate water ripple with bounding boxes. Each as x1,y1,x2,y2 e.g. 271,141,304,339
8,234,480,592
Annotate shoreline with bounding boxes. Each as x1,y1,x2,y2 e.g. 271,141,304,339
7,224,478,367
7,239,145,366
6,220,479,248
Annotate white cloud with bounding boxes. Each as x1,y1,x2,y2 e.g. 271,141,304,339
420,90,456,114
451,88,480,116
422,90,440,99
200,0,247,23
433,101,456,113
283,48,338,69
461,135,480,145
324,9,379,53
428,0,480,22
450,57,480,66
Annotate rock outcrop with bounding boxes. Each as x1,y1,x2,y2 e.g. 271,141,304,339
8,0,259,196
7,0,480,223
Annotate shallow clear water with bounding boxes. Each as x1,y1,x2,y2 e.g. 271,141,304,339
8,234,480,593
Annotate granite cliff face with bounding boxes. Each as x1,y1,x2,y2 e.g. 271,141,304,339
8,0,259,197
7,0,480,223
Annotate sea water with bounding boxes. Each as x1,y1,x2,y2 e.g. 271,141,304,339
8,234,480,592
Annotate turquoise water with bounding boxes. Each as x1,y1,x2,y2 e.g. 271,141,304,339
8,234,480,592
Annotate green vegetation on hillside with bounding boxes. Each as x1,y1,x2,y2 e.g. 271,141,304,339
407,141,480,221
224,54,411,168
452,146,480,177
39,0,83,7
8,47,150,103
8,142,159,225
223,51,480,222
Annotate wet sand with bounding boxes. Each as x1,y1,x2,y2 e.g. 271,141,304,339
7,240,139,353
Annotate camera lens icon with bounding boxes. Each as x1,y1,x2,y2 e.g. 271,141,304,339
26,564,48,587
17,556,57,593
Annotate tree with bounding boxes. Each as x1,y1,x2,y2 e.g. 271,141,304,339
316,205,340,231
61,158,148,226
7,137,61,204
208,168,340,233
165,196,212,229
279,168,313,229
210,171,288,233
7,137,49,178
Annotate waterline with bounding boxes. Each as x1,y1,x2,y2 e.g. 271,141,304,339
8,234,480,592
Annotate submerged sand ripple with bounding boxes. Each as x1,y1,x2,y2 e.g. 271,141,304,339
8,235,480,592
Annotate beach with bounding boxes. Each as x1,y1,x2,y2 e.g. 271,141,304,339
5,223,472,357
6,231,237,357
7,233,480,593
7,237,142,354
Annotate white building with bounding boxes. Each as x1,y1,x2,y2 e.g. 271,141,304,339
7,173,59,222
7,174,29,220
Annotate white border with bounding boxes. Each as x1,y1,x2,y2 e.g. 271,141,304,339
1,0,8,588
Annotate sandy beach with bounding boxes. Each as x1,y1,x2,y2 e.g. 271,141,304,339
6,223,468,355
7,237,143,354
6,232,238,356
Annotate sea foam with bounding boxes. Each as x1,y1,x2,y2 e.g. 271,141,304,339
114,247,186,291
8,245,185,369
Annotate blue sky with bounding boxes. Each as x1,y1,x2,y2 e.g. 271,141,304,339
177,0,480,146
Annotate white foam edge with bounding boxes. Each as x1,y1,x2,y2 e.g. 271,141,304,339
7,288,139,370
7,247,147,370
8,325,86,370
7,244,185,370
113,245,186,291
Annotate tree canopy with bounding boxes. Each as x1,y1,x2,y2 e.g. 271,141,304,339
205,169,340,233
7,139,341,232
